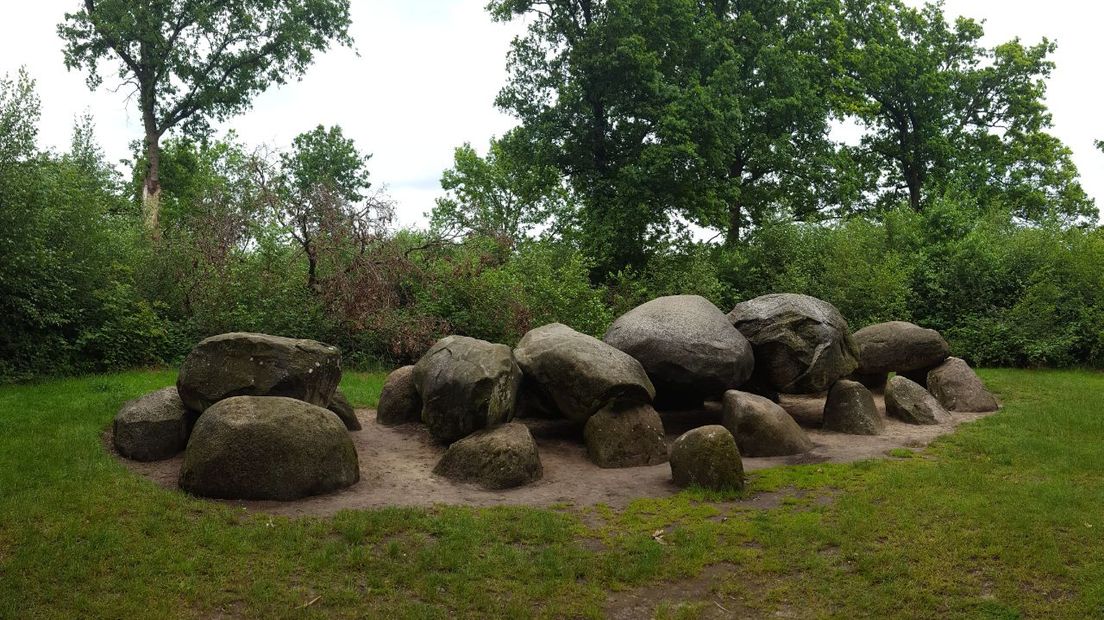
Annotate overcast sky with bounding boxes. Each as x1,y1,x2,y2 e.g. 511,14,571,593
2,1,1102,227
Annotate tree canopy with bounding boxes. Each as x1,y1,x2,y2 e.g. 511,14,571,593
432,128,568,242
839,0,1093,221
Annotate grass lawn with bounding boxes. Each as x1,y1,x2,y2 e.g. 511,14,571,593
0,369,1102,618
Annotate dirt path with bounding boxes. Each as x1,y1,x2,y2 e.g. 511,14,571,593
115,393,995,516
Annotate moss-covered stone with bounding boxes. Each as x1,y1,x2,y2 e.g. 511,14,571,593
885,376,948,425
823,379,884,435
583,402,667,468
515,323,655,422
852,321,949,375
669,425,744,491
327,388,361,431
413,336,521,443
179,396,359,500
927,357,999,412
177,332,341,412
728,293,858,394
603,295,754,407
113,386,190,461
376,365,421,425
433,423,542,489
721,390,813,457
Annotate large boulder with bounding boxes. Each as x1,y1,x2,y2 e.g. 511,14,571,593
583,402,668,468
822,380,884,435
515,323,655,422
721,390,813,457
113,387,190,461
376,365,422,426
433,422,543,489
728,294,858,394
603,295,755,406
669,426,744,491
413,336,522,444
885,376,949,425
853,321,949,376
327,388,361,431
179,396,359,500
177,332,341,412
927,358,999,412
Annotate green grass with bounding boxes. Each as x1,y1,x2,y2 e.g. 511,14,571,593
1,369,1102,618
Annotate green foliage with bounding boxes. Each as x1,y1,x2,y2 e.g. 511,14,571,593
489,0,848,276
0,68,39,166
0,74,157,381
58,0,354,138
6,0,1104,382
432,128,569,241
840,0,1094,221
609,243,731,316
405,237,611,348
58,0,356,234
283,125,372,202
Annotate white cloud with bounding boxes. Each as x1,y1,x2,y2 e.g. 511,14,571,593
2,1,1101,225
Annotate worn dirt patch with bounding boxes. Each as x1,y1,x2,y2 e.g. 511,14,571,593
112,392,995,516
604,563,745,620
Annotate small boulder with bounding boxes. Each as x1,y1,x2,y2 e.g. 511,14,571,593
927,358,999,412
669,425,744,491
852,321,950,376
721,390,813,457
515,323,655,422
414,336,522,444
113,387,190,461
327,388,361,431
728,294,858,394
177,332,342,412
822,380,884,435
433,422,543,489
583,402,668,468
885,376,949,425
603,295,755,406
376,365,422,426
179,396,359,501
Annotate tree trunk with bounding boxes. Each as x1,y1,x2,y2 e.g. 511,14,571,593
142,128,162,240
906,167,922,212
306,244,319,292
725,203,742,246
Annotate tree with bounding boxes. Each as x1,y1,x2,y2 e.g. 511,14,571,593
490,0,667,278
58,0,354,238
489,0,846,280
269,125,391,291
669,0,846,244
1,74,162,380
0,68,39,168
431,128,568,242
840,0,1093,221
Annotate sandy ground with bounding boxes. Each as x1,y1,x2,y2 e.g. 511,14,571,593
114,392,996,516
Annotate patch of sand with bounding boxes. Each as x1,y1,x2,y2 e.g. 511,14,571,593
114,392,995,516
